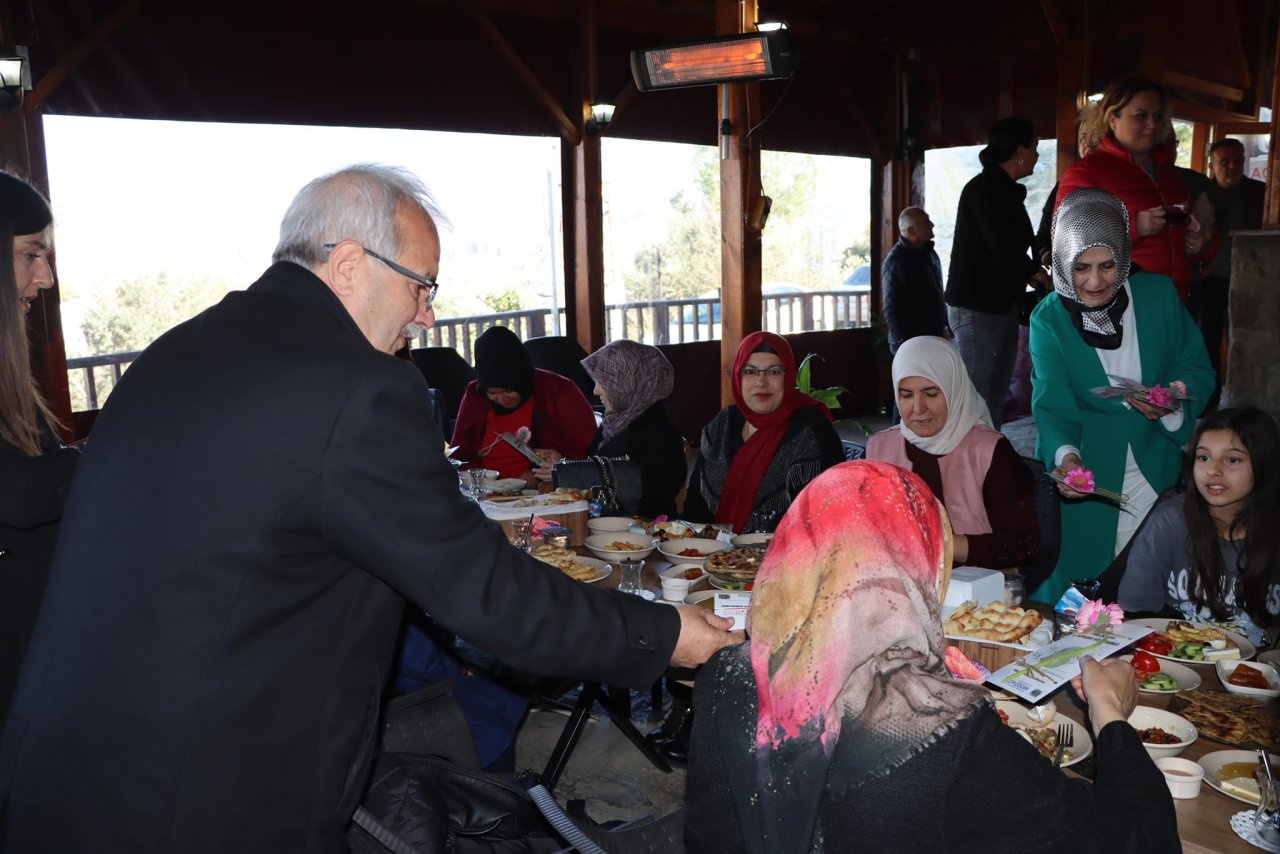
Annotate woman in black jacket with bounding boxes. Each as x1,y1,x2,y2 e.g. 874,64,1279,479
0,172,80,721
943,116,1050,428
535,339,686,518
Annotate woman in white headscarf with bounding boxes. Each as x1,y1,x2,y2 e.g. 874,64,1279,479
1029,189,1214,604
867,335,1037,569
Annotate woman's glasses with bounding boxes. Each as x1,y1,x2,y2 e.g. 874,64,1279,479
740,366,786,380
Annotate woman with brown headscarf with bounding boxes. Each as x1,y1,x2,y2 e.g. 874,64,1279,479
686,461,1178,853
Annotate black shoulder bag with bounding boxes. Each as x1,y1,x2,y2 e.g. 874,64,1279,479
552,455,643,515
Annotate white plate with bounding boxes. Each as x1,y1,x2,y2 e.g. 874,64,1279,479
657,537,729,567
1260,649,1280,667
583,533,657,561
683,589,719,607
994,700,1093,769
1124,618,1257,664
572,556,613,584
1198,749,1280,805
587,516,635,533
708,575,753,591
1118,655,1203,693
1216,660,1280,698
484,477,527,494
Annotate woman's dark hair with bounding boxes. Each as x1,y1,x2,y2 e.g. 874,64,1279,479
978,116,1035,168
0,170,58,455
1181,407,1279,627
751,342,778,356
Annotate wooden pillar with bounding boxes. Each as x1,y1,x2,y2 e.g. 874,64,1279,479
565,0,606,353
716,0,762,405
1264,23,1280,227
0,108,73,438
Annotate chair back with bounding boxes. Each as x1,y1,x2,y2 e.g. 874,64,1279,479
523,336,600,406
1020,455,1061,594
410,346,476,429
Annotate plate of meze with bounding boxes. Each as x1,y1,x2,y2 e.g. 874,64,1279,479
994,700,1093,770
1197,750,1280,805
1118,655,1202,694
1124,617,1256,664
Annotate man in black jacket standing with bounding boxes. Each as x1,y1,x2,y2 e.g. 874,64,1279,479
0,164,737,853
882,207,946,355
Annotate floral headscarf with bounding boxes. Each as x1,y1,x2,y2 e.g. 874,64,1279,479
581,339,673,446
721,461,988,853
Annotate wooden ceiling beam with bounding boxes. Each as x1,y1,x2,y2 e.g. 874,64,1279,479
1039,0,1068,46
819,56,887,162
1169,98,1257,124
462,8,581,144
407,0,713,34
26,0,147,111
1164,70,1245,104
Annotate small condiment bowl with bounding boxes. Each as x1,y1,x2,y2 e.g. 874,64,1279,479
1154,756,1204,799
660,576,692,601
1127,706,1198,759
587,516,635,534
661,563,706,585
1215,659,1280,698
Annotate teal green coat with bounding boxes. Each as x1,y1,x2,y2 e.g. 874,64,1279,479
1028,273,1214,602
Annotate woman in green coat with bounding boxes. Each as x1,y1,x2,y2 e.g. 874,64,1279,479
1029,189,1214,603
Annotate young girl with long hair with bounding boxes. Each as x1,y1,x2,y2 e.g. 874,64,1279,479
1118,407,1280,646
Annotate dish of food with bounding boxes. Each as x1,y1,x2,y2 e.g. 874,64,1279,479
1215,660,1280,698
1126,618,1256,664
660,564,707,585
994,700,1092,769
583,533,657,561
1169,691,1280,750
704,546,767,583
1197,750,1280,805
1126,706,1198,759
1118,654,1202,694
943,601,1043,644
708,576,755,591
528,546,611,583
656,538,729,567
729,533,773,548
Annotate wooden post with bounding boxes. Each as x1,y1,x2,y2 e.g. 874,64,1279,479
1264,23,1280,227
716,0,762,405
564,0,605,353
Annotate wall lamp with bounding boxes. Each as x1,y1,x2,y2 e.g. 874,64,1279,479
587,102,615,135
631,27,795,92
0,45,31,111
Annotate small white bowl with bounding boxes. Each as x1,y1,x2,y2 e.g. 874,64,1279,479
1215,659,1280,698
587,516,635,534
1127,706,1198,759
656,537,729,567
1155,756,1204,799
583,533,657,561
683,589,718,606
730,533,773,548
660,576,691,601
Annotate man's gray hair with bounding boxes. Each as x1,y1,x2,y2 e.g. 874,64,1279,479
897,207,925,233
272,163,448,269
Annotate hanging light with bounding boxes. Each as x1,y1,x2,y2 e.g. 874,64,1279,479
631,28,795,93
587,102,615,135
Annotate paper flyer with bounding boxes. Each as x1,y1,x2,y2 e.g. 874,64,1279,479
987,623,1152,703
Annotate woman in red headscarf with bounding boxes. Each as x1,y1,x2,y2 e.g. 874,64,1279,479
685,461,1178,853
683,331,843,533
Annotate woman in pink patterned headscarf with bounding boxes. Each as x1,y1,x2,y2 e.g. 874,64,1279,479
685,460,1177,854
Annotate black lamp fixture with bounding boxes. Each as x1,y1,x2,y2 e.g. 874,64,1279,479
586,102,615,135
0,45,31,111
630,25,794,92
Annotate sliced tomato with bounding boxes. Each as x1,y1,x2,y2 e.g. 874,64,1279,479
1131,650,1161,675
1137,634,1174,655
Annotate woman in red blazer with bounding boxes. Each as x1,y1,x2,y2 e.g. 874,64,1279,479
1056,76,1206,304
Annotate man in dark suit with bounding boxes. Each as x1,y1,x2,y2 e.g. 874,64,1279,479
1200,138,1265,382
0,164,736,853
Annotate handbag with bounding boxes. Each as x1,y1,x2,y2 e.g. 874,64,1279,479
552,455,643,515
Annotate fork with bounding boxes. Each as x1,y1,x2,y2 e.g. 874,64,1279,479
1054,723,1074,768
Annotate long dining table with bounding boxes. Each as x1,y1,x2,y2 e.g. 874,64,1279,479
554,536,1275,851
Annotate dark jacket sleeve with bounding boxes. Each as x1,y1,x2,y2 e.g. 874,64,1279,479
882,247,906,350
0,435,80,529
623,405,687,519
945,709,1180,853
965,437,1039,569
449,381,485,467
323,362,681,688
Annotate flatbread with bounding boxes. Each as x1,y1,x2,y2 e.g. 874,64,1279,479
705,547,764,581
1170,692,1280,750
943,601,1043,643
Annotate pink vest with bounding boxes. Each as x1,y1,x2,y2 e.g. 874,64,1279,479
866,425,1002,536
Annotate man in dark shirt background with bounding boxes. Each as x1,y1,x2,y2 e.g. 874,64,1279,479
882,207,946,355
1200,138,1265,387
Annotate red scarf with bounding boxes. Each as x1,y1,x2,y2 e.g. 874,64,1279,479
716,331,831,532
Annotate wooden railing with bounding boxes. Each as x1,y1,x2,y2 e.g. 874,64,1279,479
66,289,870,411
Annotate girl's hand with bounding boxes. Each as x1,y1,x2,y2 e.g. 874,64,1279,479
1071,656,1138,733
1054,454,1086,499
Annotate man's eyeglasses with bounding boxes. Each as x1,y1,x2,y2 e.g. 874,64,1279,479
740,366,786,380
323,243,439,308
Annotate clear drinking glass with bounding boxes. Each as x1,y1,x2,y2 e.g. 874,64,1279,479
618,558,644,595
466,469,488,501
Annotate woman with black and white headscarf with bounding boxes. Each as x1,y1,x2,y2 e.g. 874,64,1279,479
1028,188,1213,603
